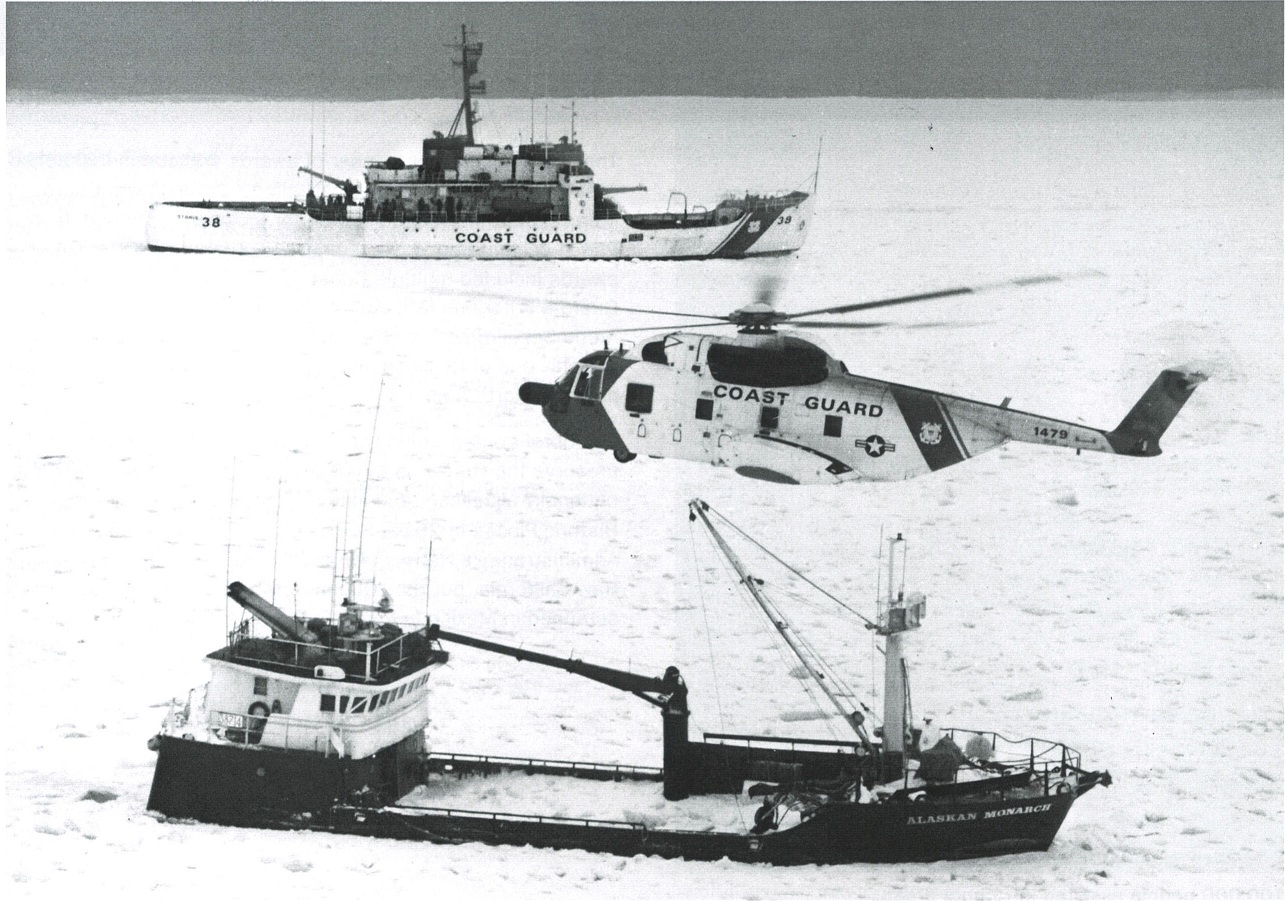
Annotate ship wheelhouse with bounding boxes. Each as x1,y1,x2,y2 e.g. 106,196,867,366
167,583,448,761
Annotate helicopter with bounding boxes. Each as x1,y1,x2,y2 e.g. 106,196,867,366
517,276,1206,485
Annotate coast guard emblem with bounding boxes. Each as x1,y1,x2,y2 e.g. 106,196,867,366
919,422,943,445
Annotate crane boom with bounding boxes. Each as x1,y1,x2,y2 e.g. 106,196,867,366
688,499,870,746
297,167,358,200
430,626,685,708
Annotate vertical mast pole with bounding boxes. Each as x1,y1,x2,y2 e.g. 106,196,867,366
355,375,385,581
460,24,475,144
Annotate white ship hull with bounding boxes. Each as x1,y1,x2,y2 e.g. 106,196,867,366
145,196,810,260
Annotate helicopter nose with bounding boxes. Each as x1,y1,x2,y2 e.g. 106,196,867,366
519,382,554,406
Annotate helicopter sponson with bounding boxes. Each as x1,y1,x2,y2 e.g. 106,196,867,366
519,332,1206,485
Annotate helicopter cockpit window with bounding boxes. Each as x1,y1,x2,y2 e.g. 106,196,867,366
706,339,829,388
572,364,605,400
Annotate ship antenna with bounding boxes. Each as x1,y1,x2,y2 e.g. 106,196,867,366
225,458,236,641
309,104,315,195
271,478,283,603
425,540,434,623
813,136,823,195
355,374,385,581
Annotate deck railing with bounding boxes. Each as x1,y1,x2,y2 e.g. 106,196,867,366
225,627,427,682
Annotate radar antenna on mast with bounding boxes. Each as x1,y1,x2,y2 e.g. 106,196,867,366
447,24,486,142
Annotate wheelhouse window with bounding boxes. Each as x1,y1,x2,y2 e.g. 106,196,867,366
706,338,828,388
253,676,268,696
625,383,654,413
351,697,368,714
760,406,780,431
320,694,336,712
339,696,350,713
695,398,714,421
825,415,843,437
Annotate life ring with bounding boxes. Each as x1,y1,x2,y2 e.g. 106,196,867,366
247,702,270,744
1054,779,1075,795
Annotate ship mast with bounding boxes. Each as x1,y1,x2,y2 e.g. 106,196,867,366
448,24,486,143
689,500,871,746
871,534,925,759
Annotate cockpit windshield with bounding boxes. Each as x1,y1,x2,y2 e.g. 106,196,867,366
706,338,829,388
571,363,605,400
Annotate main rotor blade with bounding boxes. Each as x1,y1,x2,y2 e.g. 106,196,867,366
781,287,973,320
544,299,732,321
780,271,1100,321
780,320,892,330
507,320,733,338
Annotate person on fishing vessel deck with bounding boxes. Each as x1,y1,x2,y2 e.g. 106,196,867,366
916,716,967,783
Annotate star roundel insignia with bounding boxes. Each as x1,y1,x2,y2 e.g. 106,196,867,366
862,435,894,457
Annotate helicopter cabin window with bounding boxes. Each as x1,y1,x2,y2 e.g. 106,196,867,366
320,694,336,713
641,340,668,364
706,339,828,388
625,383,654,413
253,676,268,696
760,406,780,431
695,398,714,420
825,415,843,438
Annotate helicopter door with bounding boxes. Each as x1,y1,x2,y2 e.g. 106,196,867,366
692,337,733,460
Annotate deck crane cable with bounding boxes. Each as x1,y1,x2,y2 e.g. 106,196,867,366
706,507,876,629
693,523,845,740
698,507,882,733
685,519,749,831
755,576,879,730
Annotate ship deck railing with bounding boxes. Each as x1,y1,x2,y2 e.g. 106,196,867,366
374,803,656,834
423,751,664,783
941,727,1085,794
224,627,431,682
343,207,578,224
205,698,422,756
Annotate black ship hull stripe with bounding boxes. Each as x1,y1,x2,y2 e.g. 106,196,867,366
711,207,779,258
888,385,967,471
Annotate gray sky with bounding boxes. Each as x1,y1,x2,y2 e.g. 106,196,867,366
8,2,1283,99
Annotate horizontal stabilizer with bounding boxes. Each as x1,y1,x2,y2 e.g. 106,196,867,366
1106,368,1207,457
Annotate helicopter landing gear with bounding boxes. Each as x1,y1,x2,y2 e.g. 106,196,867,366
613,449,637,463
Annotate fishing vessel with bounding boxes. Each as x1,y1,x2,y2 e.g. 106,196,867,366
147,500,1108,864
145,26,811,259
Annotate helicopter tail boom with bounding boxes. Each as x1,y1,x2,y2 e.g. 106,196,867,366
932,368,1205,461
